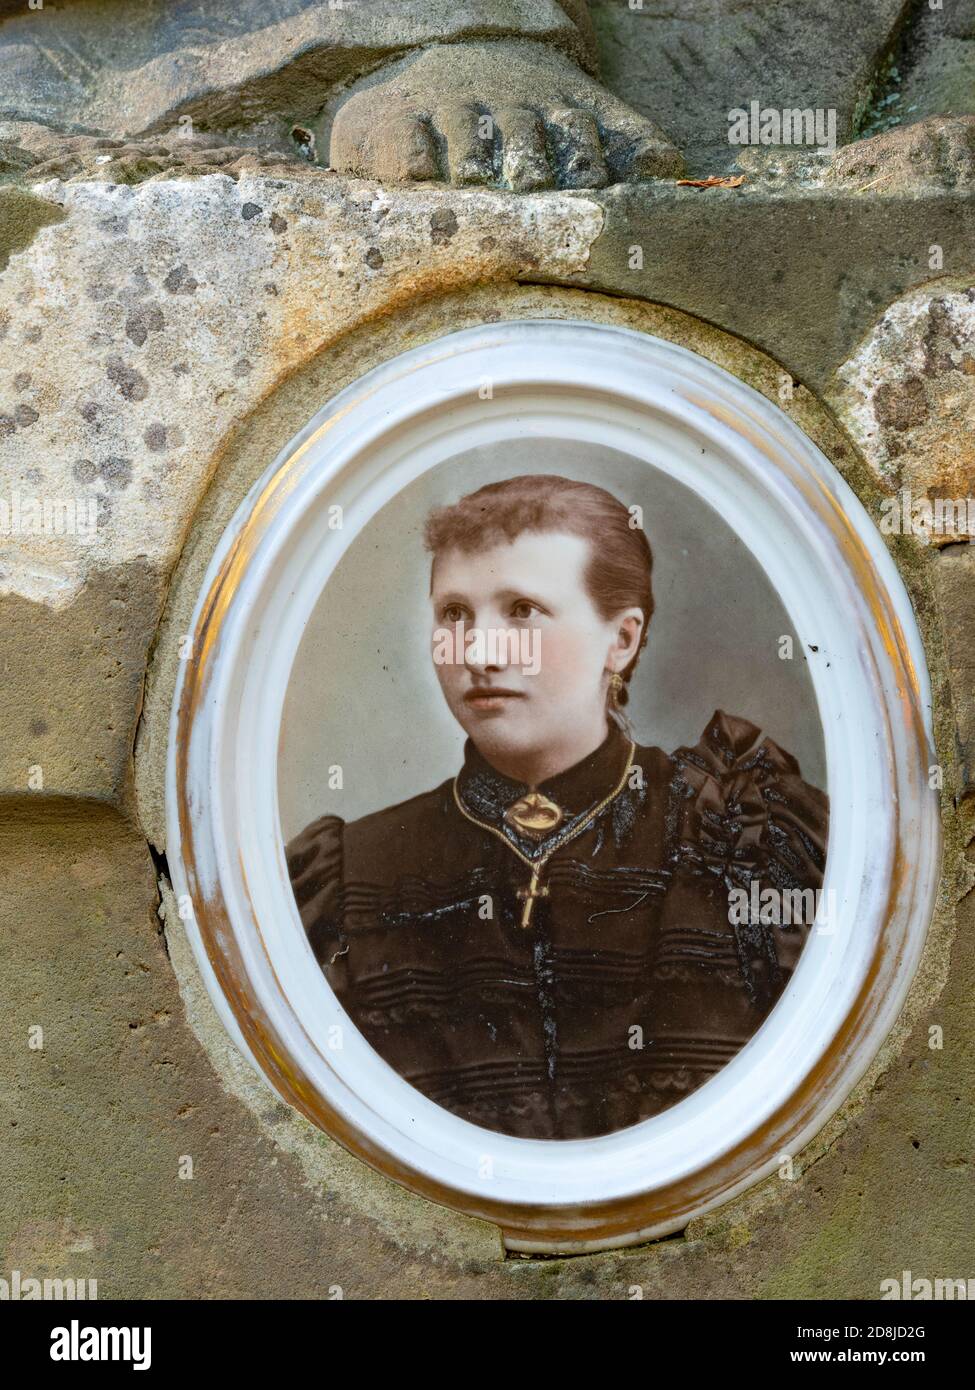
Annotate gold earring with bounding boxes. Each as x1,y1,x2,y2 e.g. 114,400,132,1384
608,673,625,708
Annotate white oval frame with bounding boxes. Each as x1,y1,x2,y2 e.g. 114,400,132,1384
167,319,940,1253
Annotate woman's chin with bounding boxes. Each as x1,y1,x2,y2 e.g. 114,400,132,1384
470,724,550,770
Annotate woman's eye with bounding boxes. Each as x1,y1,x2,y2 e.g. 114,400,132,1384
511,601,538,621
442,605,466,623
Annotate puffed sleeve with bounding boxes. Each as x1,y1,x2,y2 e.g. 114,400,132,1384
285,814,345,970
668,709,829,1001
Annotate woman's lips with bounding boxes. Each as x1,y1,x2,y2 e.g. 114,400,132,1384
464,688,525,709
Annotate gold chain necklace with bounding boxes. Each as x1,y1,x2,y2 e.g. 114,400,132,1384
452,741,636,929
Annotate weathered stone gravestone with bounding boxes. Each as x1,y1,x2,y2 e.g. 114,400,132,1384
1,0,973,1300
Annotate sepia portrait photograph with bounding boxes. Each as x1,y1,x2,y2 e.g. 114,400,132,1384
280,442,830,1142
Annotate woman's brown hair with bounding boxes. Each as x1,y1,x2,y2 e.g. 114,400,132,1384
424,474,653,702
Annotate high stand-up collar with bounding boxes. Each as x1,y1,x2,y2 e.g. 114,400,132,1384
455,722,632,850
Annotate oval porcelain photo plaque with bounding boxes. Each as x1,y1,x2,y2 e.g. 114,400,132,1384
168,320,939,1252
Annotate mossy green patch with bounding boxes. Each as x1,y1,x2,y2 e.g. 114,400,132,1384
0,186,65,274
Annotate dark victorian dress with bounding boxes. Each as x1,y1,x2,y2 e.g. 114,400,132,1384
286,710,828,1140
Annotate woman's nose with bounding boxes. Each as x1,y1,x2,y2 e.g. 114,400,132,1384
463,614,508,672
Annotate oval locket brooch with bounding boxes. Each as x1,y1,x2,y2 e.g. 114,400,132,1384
504,791,564,839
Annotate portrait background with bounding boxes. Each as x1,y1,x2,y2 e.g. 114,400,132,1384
278,441,827,839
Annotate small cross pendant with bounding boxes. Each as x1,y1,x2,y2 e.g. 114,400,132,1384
516,868,550,929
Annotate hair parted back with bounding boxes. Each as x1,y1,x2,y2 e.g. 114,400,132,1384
424,474,653,701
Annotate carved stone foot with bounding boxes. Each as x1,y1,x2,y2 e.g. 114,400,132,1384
321,41,683,189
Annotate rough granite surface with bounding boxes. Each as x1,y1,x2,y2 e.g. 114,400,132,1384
0,13,973,1291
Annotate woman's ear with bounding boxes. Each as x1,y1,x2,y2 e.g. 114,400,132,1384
607,607,645,673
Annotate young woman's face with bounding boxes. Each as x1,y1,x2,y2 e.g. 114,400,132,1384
430,531,643,780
